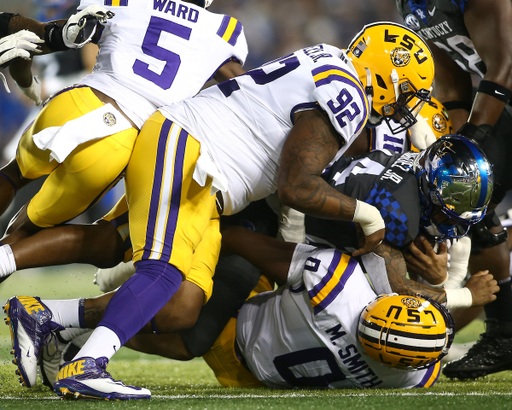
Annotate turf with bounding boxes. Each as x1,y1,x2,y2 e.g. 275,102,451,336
1,267,511,410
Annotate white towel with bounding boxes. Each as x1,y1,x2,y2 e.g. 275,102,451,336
193,145,228,195
32,103,133,163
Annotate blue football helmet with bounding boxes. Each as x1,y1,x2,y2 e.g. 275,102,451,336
414,135,493,241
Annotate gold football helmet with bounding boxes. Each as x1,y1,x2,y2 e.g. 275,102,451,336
347,22,435,134
357,294,454,369
409,96,455,152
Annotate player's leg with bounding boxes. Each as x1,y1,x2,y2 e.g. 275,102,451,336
0,158,32,216
0,210,127,283
2,86,138,244
443,107,512,379
54,113,217,399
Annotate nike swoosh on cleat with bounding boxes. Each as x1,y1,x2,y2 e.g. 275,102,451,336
495,90,505,95
428,7,436,16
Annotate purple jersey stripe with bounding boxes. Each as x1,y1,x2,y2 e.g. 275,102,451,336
414,362,439,388
142,119,173,260
104,0,112,5
313,255,358,315
120,0,128,5
160,128,189,261
227,20,242,46
308,250,342,301
216,15,230,38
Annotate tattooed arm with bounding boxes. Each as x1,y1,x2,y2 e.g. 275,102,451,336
278,109,385,255
375,241,447,304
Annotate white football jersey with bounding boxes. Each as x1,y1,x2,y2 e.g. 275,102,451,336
78,0,248,128
236,244,441,389
370,121,410,154
161,44,369,215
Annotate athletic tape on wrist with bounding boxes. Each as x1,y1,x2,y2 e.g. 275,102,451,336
477,80,512,103
445,287,472,309
352,200,385,236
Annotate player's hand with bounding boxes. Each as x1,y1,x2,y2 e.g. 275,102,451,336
17,75,42,105
465,270,499,307
404,236,448,286
0,30,43,69
352,227,385,257
409,114,437,150
63,5,115,49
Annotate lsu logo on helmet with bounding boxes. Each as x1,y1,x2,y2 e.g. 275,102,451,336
357,294,454,369
390,47,411,67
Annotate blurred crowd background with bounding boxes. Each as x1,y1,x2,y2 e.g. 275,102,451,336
0,0,401,230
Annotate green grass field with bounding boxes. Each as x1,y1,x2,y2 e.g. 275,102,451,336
1,267,511,410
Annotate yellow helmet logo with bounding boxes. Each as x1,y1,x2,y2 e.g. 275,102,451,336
431,113,447,133
400,297,421,308
391,47,411,67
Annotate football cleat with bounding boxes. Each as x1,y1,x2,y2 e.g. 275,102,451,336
40,330,93,389
442,320,512,380
3,296,64,387
39,332,68,389
54,357,151,400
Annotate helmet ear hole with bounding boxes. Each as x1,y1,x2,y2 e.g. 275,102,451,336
375,74,387,90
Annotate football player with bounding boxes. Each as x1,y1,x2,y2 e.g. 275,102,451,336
3,210,499,390
0,0,248,269
0,7,112,103
3,22,435,400
397,0,512,380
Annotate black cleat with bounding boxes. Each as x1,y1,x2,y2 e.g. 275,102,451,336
442,320,512,380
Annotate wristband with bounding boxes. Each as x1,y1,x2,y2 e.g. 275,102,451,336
442,100,472,112
477,80,512,103
0,12,16,38
352,200,385,236
445,287,472,309
44,22,68,51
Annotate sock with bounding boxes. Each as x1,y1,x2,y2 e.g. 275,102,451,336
43,298,84,328
0,244,16,278
74,326,121,361
96,259,182,346
58,327,91,344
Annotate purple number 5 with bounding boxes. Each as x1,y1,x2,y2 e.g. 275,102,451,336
132,16,191,90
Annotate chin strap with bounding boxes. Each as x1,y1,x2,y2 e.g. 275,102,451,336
391,68,400,102
364,67,373,109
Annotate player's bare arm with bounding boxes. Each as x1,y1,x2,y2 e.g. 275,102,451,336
213,59,246,83
377,241,447,304
278,109,355,220
429,41,473,130
278,108,385,255
464,0,512,128
221,225,296,285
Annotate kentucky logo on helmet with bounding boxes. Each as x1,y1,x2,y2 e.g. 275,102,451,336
390,47,411,67
404,14,421,31
103,113,117,126
431,113,447,133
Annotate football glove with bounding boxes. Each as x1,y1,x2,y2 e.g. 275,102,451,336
0,30,43,70
17,75,42,106
62,5,115,49
409,114,437,150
